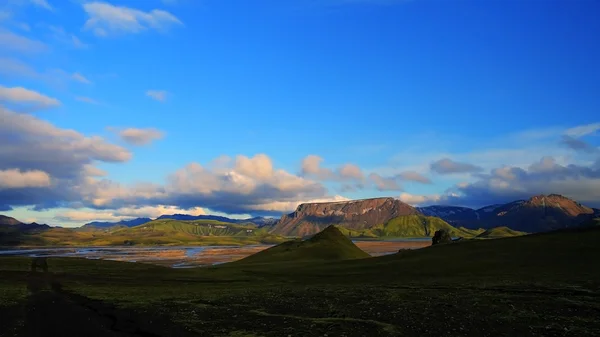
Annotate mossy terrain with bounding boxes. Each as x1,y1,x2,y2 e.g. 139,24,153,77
336,215,484,238
235,225,370,264
476,226,528,238
0,219,286,247
1,225,599,336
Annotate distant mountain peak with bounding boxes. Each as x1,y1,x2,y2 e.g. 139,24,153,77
0,215,22,226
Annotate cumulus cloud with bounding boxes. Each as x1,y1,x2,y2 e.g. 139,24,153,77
0,169,51,189
368,173,402,191
0,86,60,109
404,155,600,208
145,90,168,102
564,123,600,138
55,205,206,223
397,170,431,184
234,153,274,180
301,155,334,180
430,158,483,174
0,127,339,215
112,127,165,146
0,106,131,210
72,154,337,216
300,155,364,182
398,192,441,205
82,2,182,37
72,72,92,84
561,135,599,154
338,164,364,180
0,29,47,54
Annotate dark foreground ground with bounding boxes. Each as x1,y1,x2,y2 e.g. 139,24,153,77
1,227,600,337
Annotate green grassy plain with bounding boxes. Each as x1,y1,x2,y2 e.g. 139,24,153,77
1,225,599,336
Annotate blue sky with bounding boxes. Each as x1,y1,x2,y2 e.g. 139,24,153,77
1,0,599,226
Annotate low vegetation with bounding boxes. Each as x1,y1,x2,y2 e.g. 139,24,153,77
0,219,287,247
234,225,370,265
1,225,599,336
476,226,528,238
336,215,484,238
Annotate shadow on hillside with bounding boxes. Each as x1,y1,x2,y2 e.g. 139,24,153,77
15,258,198,337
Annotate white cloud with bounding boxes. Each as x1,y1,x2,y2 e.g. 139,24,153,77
72,72,92,84
398,192,441,206
70,153,334,215
55,205,207,223
397,170,431,184
0,169,51,189
146,90,168,102
338,163,364,180
45,25,89,48
82,2,183,37
430,158,483,175
0,29,47,54
0,86,60,108
0,106,131,183
301,155,334,179
112,127,165,146
235,154,274,180
564,123,600,138
301,155,365,182
368,173,402,191
0,57,38,78
31,0,53,11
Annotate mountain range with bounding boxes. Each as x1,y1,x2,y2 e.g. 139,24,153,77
418,194,599,233
81,214,278,229
270,194,599,236
1,194,598,242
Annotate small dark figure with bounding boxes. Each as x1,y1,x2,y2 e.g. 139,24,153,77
30,257,48,273
432,229,453,245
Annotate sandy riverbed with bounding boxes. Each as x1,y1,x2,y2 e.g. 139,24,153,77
0,240,432,268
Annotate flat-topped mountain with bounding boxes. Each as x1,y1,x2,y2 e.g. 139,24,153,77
271,197,419,236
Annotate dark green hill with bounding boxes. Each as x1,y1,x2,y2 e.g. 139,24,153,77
580,217,600,228
335,215,483,238
476,226,527,238
236,225,370,264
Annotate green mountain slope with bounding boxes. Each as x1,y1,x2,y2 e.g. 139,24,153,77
476,226,527,238
118,219,268,236
235,225,370,264
335,215,483,238
0,219,286,247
